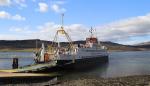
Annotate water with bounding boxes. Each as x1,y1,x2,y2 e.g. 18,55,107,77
104,51,150,77
0,51,150,78
0,52,34,69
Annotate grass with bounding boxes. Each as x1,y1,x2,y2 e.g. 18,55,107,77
0,48,36,52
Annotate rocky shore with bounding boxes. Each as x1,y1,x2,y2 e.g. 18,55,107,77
1,75,150,86
56,75,150,86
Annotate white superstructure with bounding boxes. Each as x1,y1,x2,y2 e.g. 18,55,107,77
56,27,108,62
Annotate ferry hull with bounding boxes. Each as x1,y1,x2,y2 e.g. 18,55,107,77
33,55,108,73
57,56,109,70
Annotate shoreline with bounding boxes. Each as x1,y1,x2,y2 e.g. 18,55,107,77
57,75,150,86
0,48,149,52
1,75,150,86
0,48,35,52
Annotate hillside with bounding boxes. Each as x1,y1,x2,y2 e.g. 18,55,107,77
0,39,149,51
0,39,49,49
100,41,142,51
133,42,150,49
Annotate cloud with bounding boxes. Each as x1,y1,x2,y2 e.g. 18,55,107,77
9,26,31,33
0,34,22,40
12,14,26,21
38,2,48,13
37,1,66,13
0,0,27,8
9,27,23,32
28,22,88,41
0,11,10,19
54,1,66,5
32,0,36,2
0,0,11,6
96,13,150,43
34,13,150,44
51,4,66,13
0,11,25,21
14,0,27,8
6,26,34,40
1,13,150,44
4,22,87,41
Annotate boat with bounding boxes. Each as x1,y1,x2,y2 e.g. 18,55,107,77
0,14,108,73
34,14,109,70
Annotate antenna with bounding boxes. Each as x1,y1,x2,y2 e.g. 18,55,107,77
89,27,94,37
95,28,97,38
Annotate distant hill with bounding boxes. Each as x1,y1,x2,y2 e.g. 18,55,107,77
0,39,149,51
135,41,150,46
133,41,150,49
0,39,51,49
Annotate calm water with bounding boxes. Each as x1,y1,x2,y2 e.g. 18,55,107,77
0,52,34,69
0,51,150,78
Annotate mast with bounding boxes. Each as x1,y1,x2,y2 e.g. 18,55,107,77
89,27,94,38
56,13,73,47
61,13,64,28
59,13,64,47
52,14,75,62
86,27,98,44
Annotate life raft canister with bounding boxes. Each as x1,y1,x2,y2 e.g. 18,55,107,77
44,53,49,62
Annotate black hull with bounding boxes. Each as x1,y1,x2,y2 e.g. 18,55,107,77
35,56,109,73
59,56,108,69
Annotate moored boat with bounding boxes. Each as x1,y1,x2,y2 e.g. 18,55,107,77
34,15,109,70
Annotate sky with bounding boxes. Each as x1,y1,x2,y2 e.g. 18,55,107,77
0,0,150,45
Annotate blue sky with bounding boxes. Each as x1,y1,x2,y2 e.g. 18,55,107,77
0,0,150,45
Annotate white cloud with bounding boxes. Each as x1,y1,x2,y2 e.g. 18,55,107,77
33,13,150,43
9,27,23,32
37,1,66,13
51,4,66,13
54,1,65,5
0,0,27,7
14,0,26,7
28,22,88,41
0,0,11,6
4,22,87,41
96,13,150,42
12,14,26,21
1,13,150,44
0,11,10,19
32,0,36,2
38,2,48,13
9,26,33,34
0,34,22,40
0,11,25,21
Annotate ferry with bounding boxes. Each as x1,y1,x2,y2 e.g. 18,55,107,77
0,15,108,73
34,15,109,70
